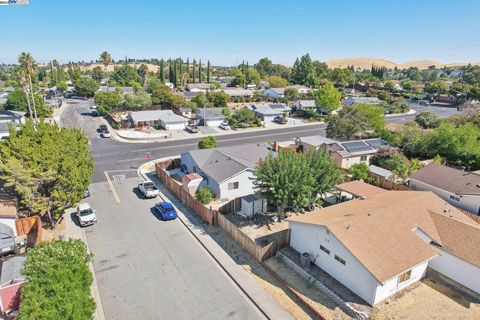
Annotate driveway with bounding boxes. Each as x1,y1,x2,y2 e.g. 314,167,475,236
82,171,263,320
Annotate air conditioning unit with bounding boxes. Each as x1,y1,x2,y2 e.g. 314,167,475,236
300,252,311,267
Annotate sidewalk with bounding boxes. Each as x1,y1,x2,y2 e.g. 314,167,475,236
99,116,324,144
138,159,294,320
385,108,417,117
65,208,106,320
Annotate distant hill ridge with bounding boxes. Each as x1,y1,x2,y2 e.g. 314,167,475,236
325,57,480,70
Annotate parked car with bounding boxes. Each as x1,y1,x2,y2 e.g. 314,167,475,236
100,130,111,138
219,122,231,130
83,188,90,198
154,202,178,220
77,203,97,227
98,124,108,132
186,124,199,133
273,116,288,124
138,180,159,198
90,109,99,116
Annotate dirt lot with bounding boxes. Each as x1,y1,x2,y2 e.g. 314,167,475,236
41,217,66,241
204,224,319,320
372,269,480,320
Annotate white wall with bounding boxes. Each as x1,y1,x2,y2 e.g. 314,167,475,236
409,179,480,214
373,261,429,305
0,218,17,237
339,154,373,169
429,249,480,294
205,119,225,127
218,170,255,199
289,222,380,305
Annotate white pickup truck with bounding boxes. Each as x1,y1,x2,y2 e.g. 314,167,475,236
138,180,159,198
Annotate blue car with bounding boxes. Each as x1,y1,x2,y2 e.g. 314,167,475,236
154,202,178,220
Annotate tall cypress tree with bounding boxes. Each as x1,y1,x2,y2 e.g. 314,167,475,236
159,59,165,83
207,60,211,84
168,61,173,83
241,60,245,74
192,59,196,84
186,58,190,84
178,58,183,87
198,59,202,83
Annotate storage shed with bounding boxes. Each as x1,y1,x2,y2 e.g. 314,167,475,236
238,195,267,219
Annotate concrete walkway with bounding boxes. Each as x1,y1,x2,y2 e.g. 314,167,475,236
65,208,106,320
138,159,294,320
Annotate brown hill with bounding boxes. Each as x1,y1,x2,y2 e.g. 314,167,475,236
325,58,478,70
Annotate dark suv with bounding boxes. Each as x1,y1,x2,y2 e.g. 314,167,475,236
98,124,108,132
273,116,288,124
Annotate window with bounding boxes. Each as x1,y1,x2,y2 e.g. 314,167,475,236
449,195,460,202
398,270,411,284
334,255,346,265
228,182,239,190
360,155,367,162
319,245,330,255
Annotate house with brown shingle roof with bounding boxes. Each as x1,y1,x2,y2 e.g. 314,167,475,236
288,183,480,305
408,163,480,215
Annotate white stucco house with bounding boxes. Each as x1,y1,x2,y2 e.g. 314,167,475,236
249,103,290,122
288,182,480,305
221,88,255,99
262,88,285,99
292,100,317,112
409,163,480,215
195,108,227,127
180,143,275,200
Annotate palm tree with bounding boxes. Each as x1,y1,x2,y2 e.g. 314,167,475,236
100,51,112,88
18,52,38,124
13,66,33,118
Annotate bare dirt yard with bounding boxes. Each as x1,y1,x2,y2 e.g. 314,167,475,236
372,269,480,320
204,223,351,320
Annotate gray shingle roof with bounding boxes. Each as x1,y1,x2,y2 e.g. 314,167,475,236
196,108,226,120
369,165,392,179
185,143,275,183
299,135,338,147
130,110,187,123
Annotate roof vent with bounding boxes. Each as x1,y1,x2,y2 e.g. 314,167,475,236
477,184,480,188
345,224,350,230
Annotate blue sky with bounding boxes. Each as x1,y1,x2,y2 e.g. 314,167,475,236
1,0,479,66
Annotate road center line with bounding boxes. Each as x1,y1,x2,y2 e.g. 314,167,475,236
104,171,121,204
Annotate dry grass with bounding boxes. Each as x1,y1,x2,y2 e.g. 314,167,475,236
325,58,479,70
372,269,480,320
41,218,66,241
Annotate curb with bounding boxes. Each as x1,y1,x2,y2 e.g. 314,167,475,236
385,109,417,118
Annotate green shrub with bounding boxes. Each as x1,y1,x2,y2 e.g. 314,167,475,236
196,187,213,204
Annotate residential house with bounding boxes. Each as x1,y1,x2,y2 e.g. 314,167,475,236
343,96,381,106
369,164,393,180
127,110,188,130
262,87,285,99
180,143,275,200
186,83,212,93
221,88,255,99
288,182,480,305
409,164,480,215
0,87,14,105
195,108,226,127
292,100,317,113
0,256,26,316
287,85,311,95
296,135,392,169
0,110,26,139
182,91,199,101
98,86,134,95
250,103,290,122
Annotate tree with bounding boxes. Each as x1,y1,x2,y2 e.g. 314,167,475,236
74,77,100,97
207,60,211,83
230,69,246,87
198,59,202,83
111,65,141,86
196,188,213,204
100,51,112,88
326,104,385,140
18,240,95,320
384,80,396,91
18,52,39,123
265,76,288,88
198,136,219,149
137,64,149,87
253,149,341,219
151,85,185,109
5,88,51,118
12,66,33,120
192,59,196,83
146,78,163,93
159,59,165,83
425,81,448,96
255,57,273,77
233,108,255,124
315,82,341,114
207,91,229,108
331,68,354,88
245,68,261,86
400,79,415,91
91,66,105,83
123,91,152,109
94,91,123,114
349,162,370,181
0,121,94,226
415,111,438,129
191,92,209,109
283,88,299,101
57,80,68,92
290,54,317,87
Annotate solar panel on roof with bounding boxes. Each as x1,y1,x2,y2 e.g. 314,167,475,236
341,141,372,153
366,139,386,148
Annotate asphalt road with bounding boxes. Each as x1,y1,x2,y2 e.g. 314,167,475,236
61,100,458,183
83,172,262,320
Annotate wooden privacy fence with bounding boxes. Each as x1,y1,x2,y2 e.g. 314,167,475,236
370,174,410,191
15,216,42,246
216,213,290,262
155,161,214,225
